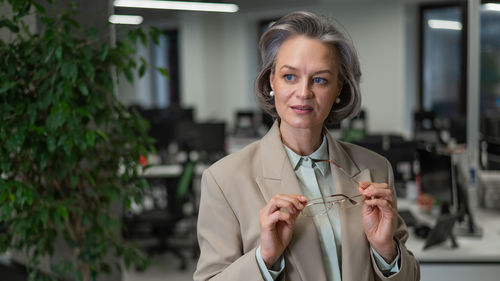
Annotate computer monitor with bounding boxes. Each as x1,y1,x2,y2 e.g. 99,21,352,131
353,136,417,184
138,106,195,150
175,121,226,162
448,117,466,144
418,148,453,208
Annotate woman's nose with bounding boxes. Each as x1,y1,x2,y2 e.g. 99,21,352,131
296,81,312,99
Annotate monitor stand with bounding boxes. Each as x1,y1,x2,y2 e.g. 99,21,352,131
452,164,484,238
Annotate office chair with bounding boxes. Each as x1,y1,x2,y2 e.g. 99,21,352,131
122,160,198,270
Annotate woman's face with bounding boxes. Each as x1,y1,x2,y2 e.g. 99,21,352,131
270,35,342,133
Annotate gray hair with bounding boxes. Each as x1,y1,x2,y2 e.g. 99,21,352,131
255,11,362,124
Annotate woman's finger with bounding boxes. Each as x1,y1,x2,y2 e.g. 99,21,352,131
264,194,306,216
362,198,396,215
274,194,307,210
358,183,394,204
263,210,295,228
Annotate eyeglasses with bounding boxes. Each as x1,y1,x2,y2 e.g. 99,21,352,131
301,159,363,217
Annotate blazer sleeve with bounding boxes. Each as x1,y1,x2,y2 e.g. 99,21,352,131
370,158,421,281
194,169,264,281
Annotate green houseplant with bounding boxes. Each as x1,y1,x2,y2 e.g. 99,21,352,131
0,0,164,280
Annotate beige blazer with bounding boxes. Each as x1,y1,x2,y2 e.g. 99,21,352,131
194,122,420,281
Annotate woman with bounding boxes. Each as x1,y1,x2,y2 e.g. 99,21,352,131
194,11,420,281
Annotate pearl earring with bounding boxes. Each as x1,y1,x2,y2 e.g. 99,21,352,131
335,97,341,104
270,90,275,97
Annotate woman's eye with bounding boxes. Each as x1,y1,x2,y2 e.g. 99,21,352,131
313,77,327,84
284,74,295,81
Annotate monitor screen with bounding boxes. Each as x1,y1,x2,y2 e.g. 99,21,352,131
418,148,453,204
175,121,226,155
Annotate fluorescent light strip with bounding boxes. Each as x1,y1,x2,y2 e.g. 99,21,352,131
428,19,462,30
483,3,500,12
109,14,144,25
114,0,239,13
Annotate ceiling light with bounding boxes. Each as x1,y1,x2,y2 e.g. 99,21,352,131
109,15,144,25
114,0,239,13
483,3,500,12
428,19,462,30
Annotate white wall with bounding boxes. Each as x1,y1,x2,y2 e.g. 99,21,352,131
319,1,409,135
124,0,419,136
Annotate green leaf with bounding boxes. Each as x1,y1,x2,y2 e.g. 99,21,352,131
96,129,108,141
55,45,62,60
82,62,95,81
40,210,49,225
124,68,134,83
0,81,17,93
24,188,34,206
47,136,56,153
39,152,48,171
56,206,68,220
138,29,147,46
85,130,95,147
138,62,146,78
0,19,20,33
33,69,47,81
33,2,46,14
149,26,161,45
78,83,88,96
46,103,70,130
61,63,78,82
99,45,109,61
76,108,92,119
70,176,78,189
6,131,25,152
156,67,169,78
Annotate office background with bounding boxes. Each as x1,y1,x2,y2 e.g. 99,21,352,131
1,0,500,281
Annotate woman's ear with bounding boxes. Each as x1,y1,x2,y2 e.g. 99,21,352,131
336,80,343,97
269,71,275,91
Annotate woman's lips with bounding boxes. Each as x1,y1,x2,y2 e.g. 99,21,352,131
291,105,313,114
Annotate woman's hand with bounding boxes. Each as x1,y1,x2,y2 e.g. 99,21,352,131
358,181,398,263
259,194,307,268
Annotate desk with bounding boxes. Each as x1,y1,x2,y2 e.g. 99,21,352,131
140,164,208,178
398,199,500,280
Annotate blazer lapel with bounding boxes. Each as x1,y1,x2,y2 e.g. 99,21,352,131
326,133,374,281
256,122,327,281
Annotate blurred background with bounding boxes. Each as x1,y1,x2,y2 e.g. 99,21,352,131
1,0,500,280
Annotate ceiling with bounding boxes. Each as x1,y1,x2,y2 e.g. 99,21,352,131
112,0,458,25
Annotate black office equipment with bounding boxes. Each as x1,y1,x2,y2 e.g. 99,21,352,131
480,116,500,170
234,110,258,137
448,117,467,144
135,106,195,150
176,121,226,162
398,209,418,227
414,110,441,144
418,148,454,207
423,214,459,250
353,136,417,187
122,160,198,270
